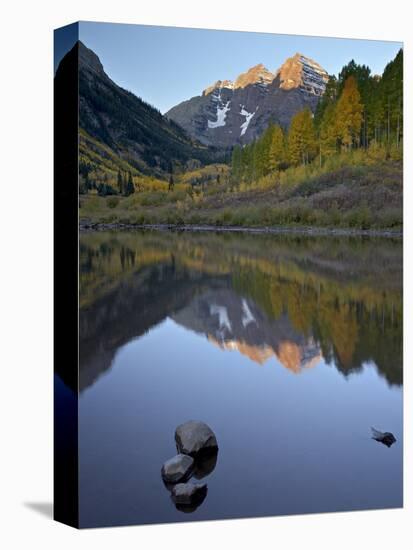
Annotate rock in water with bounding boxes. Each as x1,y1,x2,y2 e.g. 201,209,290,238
161,454,194,483
171,482,208,506
175,421,218,456
371,427,397,448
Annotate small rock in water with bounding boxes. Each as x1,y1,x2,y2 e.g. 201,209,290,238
161,454,194,483
171,481,208,506
175,420,218,456
371,427,397,448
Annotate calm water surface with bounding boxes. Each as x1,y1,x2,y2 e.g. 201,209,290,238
74,230,402,527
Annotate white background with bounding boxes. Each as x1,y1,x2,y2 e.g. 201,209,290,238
0,0,411,548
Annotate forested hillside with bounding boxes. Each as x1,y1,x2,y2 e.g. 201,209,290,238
231,49,403,183
56,42,224,196
79,48,403,231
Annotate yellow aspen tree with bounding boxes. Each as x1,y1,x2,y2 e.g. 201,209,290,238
335,76,363,150
319,103,338,161
268,124,285,171
288,109,317,165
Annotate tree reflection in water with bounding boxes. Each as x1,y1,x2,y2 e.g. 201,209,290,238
76,230,402,392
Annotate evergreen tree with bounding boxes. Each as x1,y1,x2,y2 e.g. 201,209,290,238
338,60,372,99
253,138,265,179
117,170,123,194
256,124,274,177
376,48,403,146
125,171,135,196
369,75,385,144
79,175,88,195
97,183,117,196
314,75,338,129
167,161,175,192
168,173,174,191
231,145,242,181
241,141,255,182
335,76,363,150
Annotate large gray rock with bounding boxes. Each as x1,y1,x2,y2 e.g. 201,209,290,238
171,482,207,506
161,454,194,483
175,421,218,456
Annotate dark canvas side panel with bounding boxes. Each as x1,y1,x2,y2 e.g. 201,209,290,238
54,23,79,529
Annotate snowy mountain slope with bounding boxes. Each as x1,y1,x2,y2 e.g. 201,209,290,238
166,53,328,148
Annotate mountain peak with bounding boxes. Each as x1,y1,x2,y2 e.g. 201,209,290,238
276,53,328,95
203,79,234,96
234,63,274,89
78,40,104,75
167,51,328,147
203,64,274,95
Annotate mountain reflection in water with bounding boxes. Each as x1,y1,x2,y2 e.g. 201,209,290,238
77,230,402,391
76,229,402,527
172,289,322,372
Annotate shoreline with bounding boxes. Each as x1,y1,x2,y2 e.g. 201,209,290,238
79,221,402,238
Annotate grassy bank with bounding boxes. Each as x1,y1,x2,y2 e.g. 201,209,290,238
79,156,402,231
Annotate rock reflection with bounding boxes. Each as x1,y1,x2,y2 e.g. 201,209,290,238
163,447,218,513
167,449,218,512
172,483,208,513
192,449,219,480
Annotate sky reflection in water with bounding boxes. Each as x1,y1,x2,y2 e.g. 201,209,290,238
76,230,402,527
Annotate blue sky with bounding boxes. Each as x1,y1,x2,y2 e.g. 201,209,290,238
70,22,403,113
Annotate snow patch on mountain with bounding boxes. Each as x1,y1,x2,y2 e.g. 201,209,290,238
240,106,256,136
242,299,256,328
208,90,231,129
210,304,232,333
208,101,230,128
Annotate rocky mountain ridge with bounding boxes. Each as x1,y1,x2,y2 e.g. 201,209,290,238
66,41,221,179
166,53,329,148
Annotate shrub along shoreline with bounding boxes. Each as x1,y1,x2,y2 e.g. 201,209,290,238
79,158,402,232
79,222,402,238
